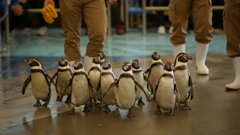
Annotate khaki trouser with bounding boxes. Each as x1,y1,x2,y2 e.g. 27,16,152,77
224,0,240,57
60,0,107,61
168,0,213,46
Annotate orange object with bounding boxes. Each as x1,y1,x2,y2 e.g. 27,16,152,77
41,1,58,24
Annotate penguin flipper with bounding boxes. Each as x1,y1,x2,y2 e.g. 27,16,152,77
103,80,118,97
21,75,32,95
51,72,60,94
134,80,151,101
62,79,72,99
46,74,58,93
188,75,194,100
143,74,154,93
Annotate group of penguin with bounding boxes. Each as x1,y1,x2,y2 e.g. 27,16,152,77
21,51,194,117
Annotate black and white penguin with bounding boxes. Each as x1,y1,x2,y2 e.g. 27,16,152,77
104,62,151,117
98,61,117,112
131,59,153,106
154,62,179,116
96,51,107,62
64,61,94,115
88,56,101,105
144,52,164,95
21,58,55,107
52,58,72,103
173,52,194,110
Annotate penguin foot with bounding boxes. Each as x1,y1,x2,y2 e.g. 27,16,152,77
34,103,42,107
68,108,76,115
182,105,191,110
115,108,120,117
127,113,135,117
98,102,104,108
65,99,71,104
83,106,90,112
168,109,175,116
137,98,145,105
155,110,162,115
56,96,62,102
104,108,111,113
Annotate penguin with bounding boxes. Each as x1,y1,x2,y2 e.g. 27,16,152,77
154,62,180,116
98,61,117,112
144,52,164,95
21,58,56,107
131,59,154,106
63,61,94,115
173,52,194,110
96,51,107,62
104,62,151,117
52,58,73,103
88,56,101,105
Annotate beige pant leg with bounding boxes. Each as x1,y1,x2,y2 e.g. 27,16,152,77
60,0,82,62
224,0,240,57
83,0,107,57
168,0,191,46
192,0,213,44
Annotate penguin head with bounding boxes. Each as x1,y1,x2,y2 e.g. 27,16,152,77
58,58,69,67
151,52,161,60
24,58,43,69
102,61,112,70
131,59,141,69
164,62,173,71
122,61,132,72
72,61,84,70
96,51,107,60
92,56,101,65
174,52,192,66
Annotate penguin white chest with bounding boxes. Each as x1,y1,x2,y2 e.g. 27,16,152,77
101,75,116,105
116,78,136,109
71,75,89,105
174,70,189,102
149,66,164,89
155,77,175,109
31,73,49,100
89,70,101,89
57,71,72,95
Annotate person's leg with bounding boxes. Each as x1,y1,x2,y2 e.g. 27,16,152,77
154,0,166,34
192,0,213,75
224,0,240,90
83,0,107,72
168,0,191,58
110,1,125,34
60,0,82,64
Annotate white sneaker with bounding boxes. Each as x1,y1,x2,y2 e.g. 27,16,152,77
168,26,173,34
158,26,166,34
22,28,32,36
36,26,48,36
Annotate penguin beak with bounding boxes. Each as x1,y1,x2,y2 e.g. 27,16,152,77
23,59,31,64
187,55,192,60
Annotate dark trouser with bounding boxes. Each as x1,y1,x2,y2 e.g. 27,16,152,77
0,10,31,32
212,0,224,29
224,0,240,57
168,0,213,45
60,0,107,61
